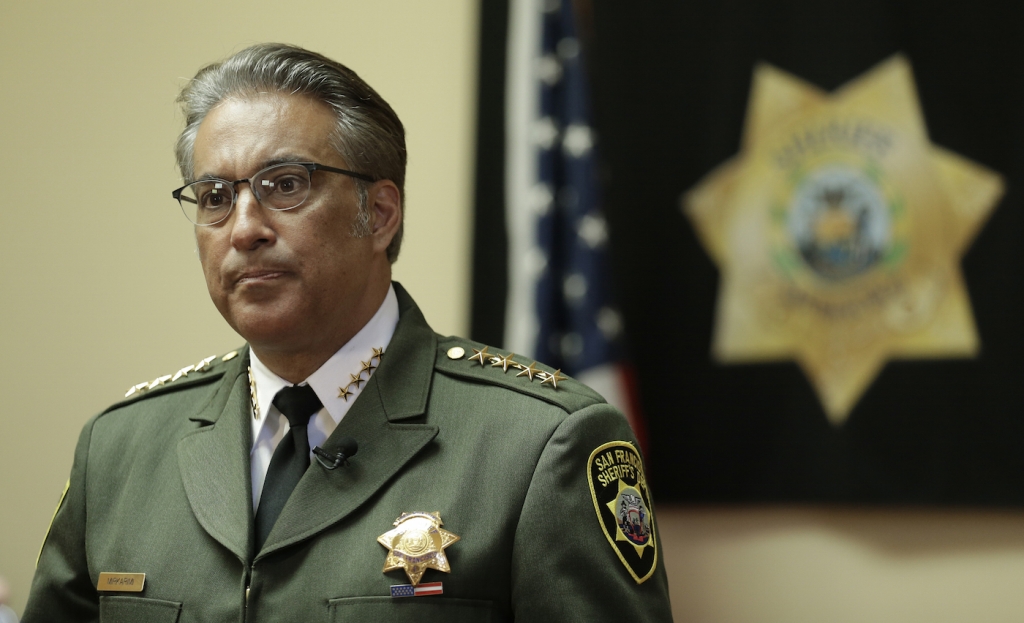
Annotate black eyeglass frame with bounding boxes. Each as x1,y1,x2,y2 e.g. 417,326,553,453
171,162,377,226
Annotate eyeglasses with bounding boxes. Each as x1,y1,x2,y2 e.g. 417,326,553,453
172,162,376,226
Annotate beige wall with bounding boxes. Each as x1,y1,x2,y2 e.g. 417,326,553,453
3,2,1024,621
662,507,1024,623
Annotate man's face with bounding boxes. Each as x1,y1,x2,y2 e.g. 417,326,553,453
192,93,394,360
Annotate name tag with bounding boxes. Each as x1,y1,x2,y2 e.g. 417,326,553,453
97,572,146,592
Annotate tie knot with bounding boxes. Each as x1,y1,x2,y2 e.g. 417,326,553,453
272,384,323,428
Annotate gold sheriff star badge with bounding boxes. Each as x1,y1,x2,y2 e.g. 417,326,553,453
683,55,1004,424
377,512,460,586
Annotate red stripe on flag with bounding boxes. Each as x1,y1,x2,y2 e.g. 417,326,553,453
414,582,444,596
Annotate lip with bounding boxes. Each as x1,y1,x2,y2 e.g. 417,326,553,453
233,268,291,286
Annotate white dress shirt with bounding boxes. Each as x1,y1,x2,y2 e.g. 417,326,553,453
248,285,399,513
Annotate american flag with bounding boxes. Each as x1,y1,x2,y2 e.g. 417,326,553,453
390,582,444,598
504,0,647,450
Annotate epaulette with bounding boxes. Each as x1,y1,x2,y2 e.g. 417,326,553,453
434,338,604,413
110,349,243,409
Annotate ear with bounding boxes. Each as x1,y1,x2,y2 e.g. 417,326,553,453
368,179,402,253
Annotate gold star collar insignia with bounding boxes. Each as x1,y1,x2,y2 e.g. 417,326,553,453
491,352,516,372
457,345,569,390
468,346,491,366
335,347,384,402
378,512,460,586
539,370,568,388
683,55,1004,424
125,353,225,399
515,361,542,381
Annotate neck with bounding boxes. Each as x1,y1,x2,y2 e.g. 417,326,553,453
250,279,391,384
250,350,335,385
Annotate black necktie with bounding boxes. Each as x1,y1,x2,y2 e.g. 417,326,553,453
254,384,323,551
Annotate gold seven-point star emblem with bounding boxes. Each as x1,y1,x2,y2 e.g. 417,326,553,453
377,512,460,586
683,55,1004,424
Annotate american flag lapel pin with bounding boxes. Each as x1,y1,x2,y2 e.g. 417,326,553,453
390,582,444,598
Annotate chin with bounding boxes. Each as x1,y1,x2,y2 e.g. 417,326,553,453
223,305,305,349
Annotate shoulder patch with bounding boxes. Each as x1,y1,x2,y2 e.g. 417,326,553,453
587,441,658,584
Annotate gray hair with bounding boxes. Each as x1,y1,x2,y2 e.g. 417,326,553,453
175,43,406,263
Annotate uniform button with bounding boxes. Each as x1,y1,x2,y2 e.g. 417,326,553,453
447,347,466,360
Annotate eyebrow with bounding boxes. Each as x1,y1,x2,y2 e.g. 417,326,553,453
194,154,315,182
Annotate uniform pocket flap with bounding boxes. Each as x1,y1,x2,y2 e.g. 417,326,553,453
329,596,495,622
99,595,182,623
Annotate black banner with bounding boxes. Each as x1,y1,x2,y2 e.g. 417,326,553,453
472,0,1024,505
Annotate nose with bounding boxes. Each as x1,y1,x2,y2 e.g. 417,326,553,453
228,184,276,251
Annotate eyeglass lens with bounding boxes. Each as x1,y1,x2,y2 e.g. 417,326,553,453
177,163,314,225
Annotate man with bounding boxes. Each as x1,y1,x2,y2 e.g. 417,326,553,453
24,43,673,621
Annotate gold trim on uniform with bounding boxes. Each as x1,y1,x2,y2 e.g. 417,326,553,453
247,366,260,421
36,479,70,567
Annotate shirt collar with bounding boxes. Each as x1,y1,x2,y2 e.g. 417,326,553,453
249,284,400,446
